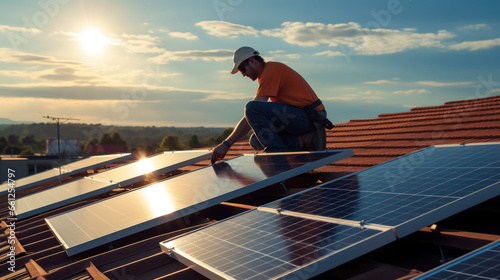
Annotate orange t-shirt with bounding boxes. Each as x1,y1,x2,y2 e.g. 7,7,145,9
256,62,325,110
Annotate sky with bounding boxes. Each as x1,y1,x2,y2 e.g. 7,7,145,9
1,0,499,127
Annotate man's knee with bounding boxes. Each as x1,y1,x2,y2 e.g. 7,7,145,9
244,100,265,117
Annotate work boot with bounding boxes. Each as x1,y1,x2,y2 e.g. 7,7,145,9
249,133,265,151
298,127,326,151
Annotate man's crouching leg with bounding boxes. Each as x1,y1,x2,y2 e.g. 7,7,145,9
249,133,265,151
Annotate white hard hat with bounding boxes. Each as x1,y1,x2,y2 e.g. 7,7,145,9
231,46,260,74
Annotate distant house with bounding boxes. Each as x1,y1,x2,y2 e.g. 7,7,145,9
46,139,79,156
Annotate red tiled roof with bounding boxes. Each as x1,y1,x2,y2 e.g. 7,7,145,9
1,94,500,280
194,94,500,174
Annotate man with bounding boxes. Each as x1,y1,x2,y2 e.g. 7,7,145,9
211,46,332,163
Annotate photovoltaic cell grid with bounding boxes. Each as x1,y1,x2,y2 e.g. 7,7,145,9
412,239,500,280
264,144,500,228
14,150,211,220
0,153,132,195
162,143,500,280
47,150,353,256
162,210,393,280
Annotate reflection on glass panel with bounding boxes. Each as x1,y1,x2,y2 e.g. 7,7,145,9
412,239,500,280
264,144,500,227
141,183,176,217
136,157,157,175
164,210,379,280
47,150,349,256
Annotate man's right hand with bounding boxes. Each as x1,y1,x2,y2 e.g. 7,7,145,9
211,143,229,164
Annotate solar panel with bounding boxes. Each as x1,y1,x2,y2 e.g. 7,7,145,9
15,150,211,220
161,143,500,280
46,150,353,256
263,143,500,237
162,209,396,280
412,239,500,280
0,153,132,195
15,178,115,219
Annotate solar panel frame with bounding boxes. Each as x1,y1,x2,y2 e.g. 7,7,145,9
411,239,500,280
160,143,500,280
161,209,397,280
88,150,212,186
15,177,117,220
262,143,500,238
14,150,211,220
46,150,353,256
0,153,132,195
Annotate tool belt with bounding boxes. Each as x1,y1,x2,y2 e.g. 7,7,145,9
302,99,334,130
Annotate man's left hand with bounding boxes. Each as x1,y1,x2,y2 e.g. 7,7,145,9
211,143,229,164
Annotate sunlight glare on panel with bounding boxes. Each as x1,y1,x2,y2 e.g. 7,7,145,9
136,157,157,175
141,183,176,217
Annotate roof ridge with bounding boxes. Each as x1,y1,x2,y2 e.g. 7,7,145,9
327,134,499,143
330,117,500,132
380,103,500,118
376,104,500,120
335,110,500,127
443,94,500,106
409,95,500,111
329,124,500,137
342,94,500,123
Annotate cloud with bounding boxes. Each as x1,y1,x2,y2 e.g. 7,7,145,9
364,90,388,96
0,48,186,88
314,50,346,57
0,82,251,126
196,21,258,38
322,94,361,102
365,79,473,87
54,30,164,54
0,66,106,86
110,33,164,53
322,91,386,102
262,21,455,55
168,31,198,40
201,92,252,101
414,81,473,87
262,22,360,47
54,30,121,46
0,25,42,34
364,79,399,85
457,24,491,31
267,50,301,60
449,38,500,51
0,48,80,65
38,67,104,84
0,81,241,102
393,89,429,95
149,49,233,63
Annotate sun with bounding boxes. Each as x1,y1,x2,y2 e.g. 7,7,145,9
77,27,108,54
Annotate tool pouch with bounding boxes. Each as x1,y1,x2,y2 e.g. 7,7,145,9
302,99,334,130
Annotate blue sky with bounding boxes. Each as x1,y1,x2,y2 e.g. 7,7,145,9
1,0,499,127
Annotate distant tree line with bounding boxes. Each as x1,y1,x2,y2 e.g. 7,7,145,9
0,134,42,155
158,128,234,151
84,132,128,151
0,123,235,155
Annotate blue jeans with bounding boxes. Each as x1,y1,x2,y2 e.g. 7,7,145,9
245,101,312,152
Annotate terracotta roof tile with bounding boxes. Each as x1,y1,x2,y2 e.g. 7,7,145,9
224,96,500,176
